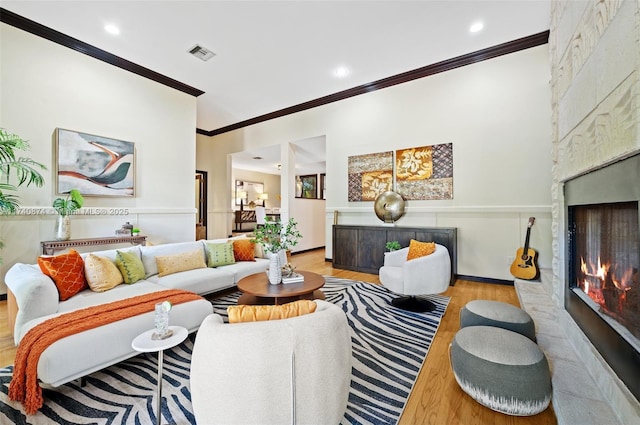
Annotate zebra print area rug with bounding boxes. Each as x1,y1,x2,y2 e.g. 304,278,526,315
0,277,449,425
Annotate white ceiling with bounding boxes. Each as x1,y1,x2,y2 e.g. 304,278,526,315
2,0,551,133
2,1,550,175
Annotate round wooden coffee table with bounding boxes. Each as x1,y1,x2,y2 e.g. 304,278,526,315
237,270,326,305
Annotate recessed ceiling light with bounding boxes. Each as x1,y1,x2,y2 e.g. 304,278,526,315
104,24,120,35
469,21,484,33
333,66,350,78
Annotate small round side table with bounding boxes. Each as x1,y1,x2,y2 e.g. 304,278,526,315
132,326,188,425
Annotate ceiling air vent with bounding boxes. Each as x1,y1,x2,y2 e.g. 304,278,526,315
188,44,215,61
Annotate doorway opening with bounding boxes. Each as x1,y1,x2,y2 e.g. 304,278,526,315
196,170,207,240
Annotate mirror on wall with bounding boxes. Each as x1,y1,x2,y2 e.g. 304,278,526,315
235,180,264,208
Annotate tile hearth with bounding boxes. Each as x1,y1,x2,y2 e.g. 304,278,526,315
515,270,627,425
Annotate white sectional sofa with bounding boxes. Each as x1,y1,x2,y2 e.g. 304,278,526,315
5,236,269,387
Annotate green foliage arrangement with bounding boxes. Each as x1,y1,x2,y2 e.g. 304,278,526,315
252,216,302,254
386,240,401,251
53,189,84,216
0,128,47,215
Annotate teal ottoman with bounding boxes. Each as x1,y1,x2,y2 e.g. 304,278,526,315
460,299,536,341
449,326,551,416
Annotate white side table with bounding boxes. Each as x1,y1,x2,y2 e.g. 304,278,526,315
132,326,188,425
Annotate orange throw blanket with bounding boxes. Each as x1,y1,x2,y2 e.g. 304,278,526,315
9,289,204,415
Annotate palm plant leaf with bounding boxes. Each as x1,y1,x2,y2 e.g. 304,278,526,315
0,182,17,191
0,128,48,263
0,192,20,214
0,131,25,166
0,132,22,159
1,158,46,187
0,129,47,216
0,129,46,186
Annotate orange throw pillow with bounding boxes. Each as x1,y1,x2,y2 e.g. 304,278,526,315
233,239,256,262
227,300,317,323
38,249,88,301
406,240,436,261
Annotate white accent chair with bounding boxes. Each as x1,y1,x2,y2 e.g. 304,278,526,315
379,243,451,312
255,206,266,228
190,300,352,425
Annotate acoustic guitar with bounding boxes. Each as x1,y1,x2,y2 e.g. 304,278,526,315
510,217,539,280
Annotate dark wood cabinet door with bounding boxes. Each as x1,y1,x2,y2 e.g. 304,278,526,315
333,226,359,269
357,227,387,274
386,229,417,248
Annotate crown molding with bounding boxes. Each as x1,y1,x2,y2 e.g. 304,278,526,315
204,30,549,137
0,8,204,97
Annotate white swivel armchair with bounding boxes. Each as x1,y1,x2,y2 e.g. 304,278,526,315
379,243,451,312
190,300,352,425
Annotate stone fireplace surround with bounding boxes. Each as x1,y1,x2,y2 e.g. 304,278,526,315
542,1,640,423
538,164,640,425
540,136,640,420
518,156,640,424
564,153,640,401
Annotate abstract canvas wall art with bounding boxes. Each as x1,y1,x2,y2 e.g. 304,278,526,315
348,151,393,201
296,174,318,199
56,128,135,196
395,142,453,200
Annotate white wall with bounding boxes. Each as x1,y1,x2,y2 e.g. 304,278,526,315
291,198,325,252
198,45,553,280
0,24,198,294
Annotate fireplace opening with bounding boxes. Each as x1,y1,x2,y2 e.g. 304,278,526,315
564,153,640,402
569,201,640,351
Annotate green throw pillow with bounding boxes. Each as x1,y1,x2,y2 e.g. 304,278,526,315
206,242,236,267
115,250,146,284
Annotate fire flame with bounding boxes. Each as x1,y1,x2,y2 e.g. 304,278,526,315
578,256,633,312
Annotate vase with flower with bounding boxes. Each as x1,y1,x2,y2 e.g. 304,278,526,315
251,217,302,284
52,189,84,240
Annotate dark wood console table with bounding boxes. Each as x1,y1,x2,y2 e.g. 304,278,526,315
332,225,457,284
41,235,147,255
234,210,281,231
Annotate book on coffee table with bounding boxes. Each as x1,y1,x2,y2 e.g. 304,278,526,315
281,273,304,284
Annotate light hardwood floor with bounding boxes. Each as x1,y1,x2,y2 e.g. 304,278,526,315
0,248,556,424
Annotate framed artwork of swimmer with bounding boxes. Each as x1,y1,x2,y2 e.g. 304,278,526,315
55,128,135,197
